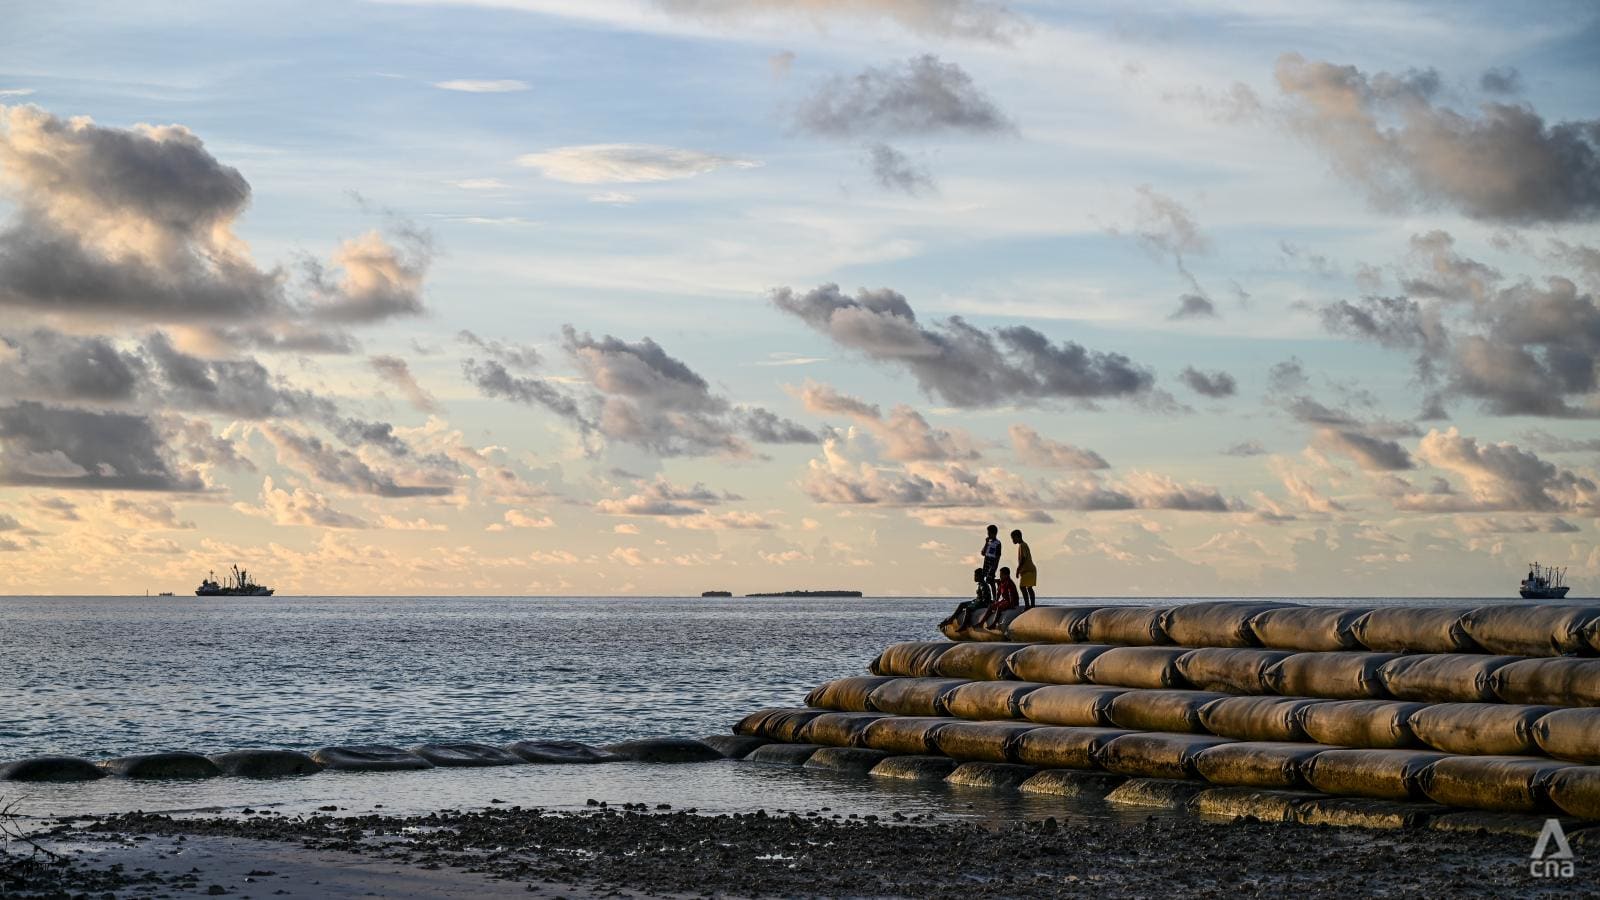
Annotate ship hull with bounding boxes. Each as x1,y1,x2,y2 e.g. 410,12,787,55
1520,587,1570,600
195,588,275,596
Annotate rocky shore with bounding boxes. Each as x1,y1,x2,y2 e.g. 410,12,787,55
5,804,1579,898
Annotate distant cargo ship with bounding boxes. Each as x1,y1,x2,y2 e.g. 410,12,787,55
746,590,863,598
196,565,274,597
1521,562,1570,600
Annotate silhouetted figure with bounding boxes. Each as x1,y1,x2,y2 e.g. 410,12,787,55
1012,529,1037,608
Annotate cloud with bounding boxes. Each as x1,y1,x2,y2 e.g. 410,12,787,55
0,401,205,491
259,424,452,498
1311,427,1415,471
595,477,727,517
1178,366,1236,398
235,475,368,528
1009,425,1109,470
144,332,334,420
433,79,529,93
654,0,1023,42
1169,294,1217,320
515,144,759,184
1479,67,1523,95
501,509,556,528
104,497,196,530
794,54,1013,139
378,514,447,531
772,284,1155,408
370,355,440,414
306,229,431,323
1395,428,1599,513
737,407,819,444
1458,515,1579,534
588,192,638,205
1222,440,1267,457
1275,53,1600,223
794,381,975,461
866,143,935,194
1519,429,1600,454
0,329,147,403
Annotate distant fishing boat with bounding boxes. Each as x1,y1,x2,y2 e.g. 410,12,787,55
1520,562,1570,600
157,591,174,596
196,565,275,597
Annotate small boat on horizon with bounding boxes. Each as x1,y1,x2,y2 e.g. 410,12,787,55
196,565,275,597
1521,562,1570,600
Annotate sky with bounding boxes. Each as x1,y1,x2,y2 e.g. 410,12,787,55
1,0,1598,596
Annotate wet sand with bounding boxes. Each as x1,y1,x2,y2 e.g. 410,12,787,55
7,804,1577,898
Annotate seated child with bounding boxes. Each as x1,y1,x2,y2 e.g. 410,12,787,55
942,567,992,630
979,566,1020,629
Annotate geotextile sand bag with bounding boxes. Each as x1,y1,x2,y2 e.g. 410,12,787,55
805,676,899,712
869,755,958,781
1533,708,1600,763
934,721,1043,762
1191,787,1322,823
1161,602,1296,648
1421,755,1575,813
1377,654,1521,703
1105,778,1209,810
871,642,956,677
1409,703,1557,756
1266,652,1401,699
1194,742,1330,789
1300,700,1428,749
1019,769,1125,798
1295,797,1442,829
1546,767,1600,819
859,716,956,755
940,608,1025,642
1084,606,1172,645
1014,726,1132,770
865,678,970,717
1301,748,1448,800
1250,607,1371,652
798,711,895,748
1018,684,1128,726
734,707,828,742
1084,646,1190,689
803,747,891,774
1461,605,1600,657
1006,644,1113,684
1352,607,1476,653
1199,696,1324,742
746,743,822,765
1107,689,1233,733
945,761,1039,790
934,642,1028,681
943,681,1046,720
1429,810,1579,837
1004,606,1103,643
1176,648,1296,694
1097,732,1237,780
1492,658,1600,707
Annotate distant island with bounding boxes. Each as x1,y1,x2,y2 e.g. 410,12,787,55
700,590,733,597
745,590,863,598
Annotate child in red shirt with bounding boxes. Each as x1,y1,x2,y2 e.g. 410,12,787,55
979,567,1019,629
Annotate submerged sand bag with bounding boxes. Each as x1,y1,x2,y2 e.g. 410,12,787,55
1492,658,1600,706
1295,797,1441,829
1194,742,1328,789
1409,703,1556,756
870,642,956,677
942,681,1045,720
798,711,895,747
1006,644,1113,685
866,677,970,717
1533,709,1600,763
1176,648,1295,694
869,755,958,781
1301,748,1447,800
1191,787,1321,823
1546,767,1600,819
1250,607,1370,652
804,747,891,773
859,716,956,755
1105,777,1209,809
946,762,1039,789
1421,755,1575,813
1461,604,1600,657
747,743,822,765
1004,606,1103,643
805,676,898,712
1266,651,1400,699
1351,606,1476,653
1199,696,1324,742
1377,654,1521,703
1107,689,1233,733
734,708,828,742
934,642,1029,681
1084,647,1190,689
1014,726,1131,769
1084,606,1172,646
1300,699,1428,749
1161,602,1296,648
1097,732,1237,780
1019,769,1125,798
1018,684,1128,726
934,721,1043,762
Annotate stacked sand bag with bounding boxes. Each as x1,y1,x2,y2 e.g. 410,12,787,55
732,601,1600,827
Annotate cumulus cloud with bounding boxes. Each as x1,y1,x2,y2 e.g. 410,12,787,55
370,354,440,414
0,402,206,491
0,329,147,403
1395,428,1599,513
655,0,1023,42
595,477,728,517
772,284,1155,408
1179,367,1236,398
235,475,368,528
867,143,935,194
1275,53,1600,223
795,54,1012,139
1311,427,1415,471
1009,425,1109,470
515,144,760,184
794,381,977,461
1169,294,1217,320
259,424,452,498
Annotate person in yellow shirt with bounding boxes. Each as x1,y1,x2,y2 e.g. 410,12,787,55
1011,529,1037,608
